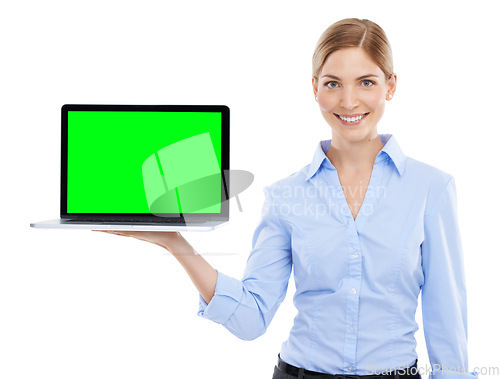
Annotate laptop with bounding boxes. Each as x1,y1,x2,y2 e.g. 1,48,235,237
30,104,230,231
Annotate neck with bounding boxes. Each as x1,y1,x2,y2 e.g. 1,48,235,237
327,133,384,173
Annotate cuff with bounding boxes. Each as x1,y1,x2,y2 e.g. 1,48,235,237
197,270,243,325
429,369,479,378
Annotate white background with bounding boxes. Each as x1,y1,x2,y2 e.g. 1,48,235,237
1,1,498,378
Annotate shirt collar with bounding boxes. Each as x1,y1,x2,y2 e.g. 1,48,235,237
305,133,407,181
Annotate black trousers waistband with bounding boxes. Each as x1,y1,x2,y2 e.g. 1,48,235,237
276,355,421,379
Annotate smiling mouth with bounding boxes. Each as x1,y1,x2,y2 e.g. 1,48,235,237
334,113,369,124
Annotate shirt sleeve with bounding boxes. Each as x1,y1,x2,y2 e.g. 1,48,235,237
420,176,478,378
197,185,293,341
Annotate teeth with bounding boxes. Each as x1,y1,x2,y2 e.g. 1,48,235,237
339,114,365,122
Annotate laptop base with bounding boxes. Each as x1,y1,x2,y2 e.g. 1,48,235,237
30,219,226,232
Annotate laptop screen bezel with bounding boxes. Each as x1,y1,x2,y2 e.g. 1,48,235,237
60,104,230,222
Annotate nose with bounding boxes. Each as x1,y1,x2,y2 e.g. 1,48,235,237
340,87,359,111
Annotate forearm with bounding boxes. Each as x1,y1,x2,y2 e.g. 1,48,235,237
161,233,217,305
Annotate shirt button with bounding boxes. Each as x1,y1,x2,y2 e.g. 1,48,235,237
349,326,355,333
348,366,354,371
351,288,357,295
352,253,359,259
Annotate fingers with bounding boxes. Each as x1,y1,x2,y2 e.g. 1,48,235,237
94,230,154,240
92,230,179,248
92,230,129,236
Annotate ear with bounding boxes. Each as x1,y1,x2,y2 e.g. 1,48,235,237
312,77,318,98
388,73,397,96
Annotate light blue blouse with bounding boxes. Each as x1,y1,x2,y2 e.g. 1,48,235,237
198,134,477,378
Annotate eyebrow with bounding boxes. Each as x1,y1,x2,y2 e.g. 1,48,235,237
321,74,378,80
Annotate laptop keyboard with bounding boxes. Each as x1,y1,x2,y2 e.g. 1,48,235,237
62,218,189,225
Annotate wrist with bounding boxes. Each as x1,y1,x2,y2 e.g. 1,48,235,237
160,232,186,252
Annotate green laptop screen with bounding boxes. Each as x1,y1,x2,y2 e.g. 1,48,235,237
67,111,222,214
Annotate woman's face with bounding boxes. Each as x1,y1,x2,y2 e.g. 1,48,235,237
312,47,396,144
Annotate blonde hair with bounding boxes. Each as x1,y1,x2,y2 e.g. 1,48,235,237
312,18,394,80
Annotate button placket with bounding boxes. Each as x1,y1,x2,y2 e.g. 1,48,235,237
343,216,362,374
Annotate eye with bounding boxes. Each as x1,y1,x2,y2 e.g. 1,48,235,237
361,79,375,87
325,81,339,89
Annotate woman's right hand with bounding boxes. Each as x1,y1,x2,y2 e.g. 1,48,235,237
93,230,183,252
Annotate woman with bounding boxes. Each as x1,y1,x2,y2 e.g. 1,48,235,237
100,18,477,379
